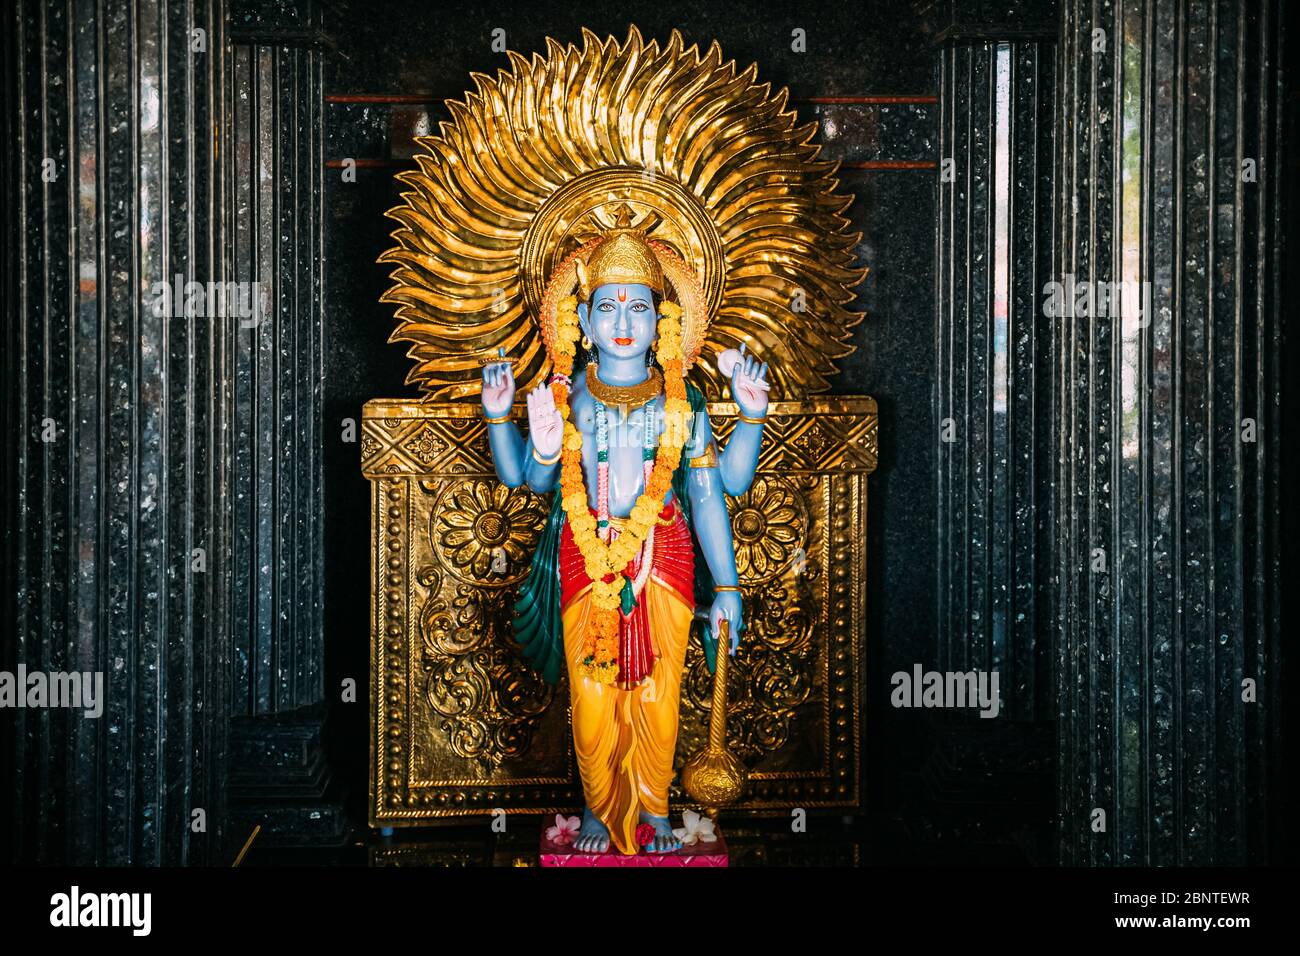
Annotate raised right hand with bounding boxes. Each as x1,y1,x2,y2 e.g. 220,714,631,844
526,385,564,459
481,358,515,418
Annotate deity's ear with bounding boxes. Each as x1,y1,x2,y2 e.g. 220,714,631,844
576,300,591,338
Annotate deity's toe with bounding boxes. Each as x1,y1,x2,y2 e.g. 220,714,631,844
579,834,607,853
644,830,677,854
637,812,679,853
576,808,609,853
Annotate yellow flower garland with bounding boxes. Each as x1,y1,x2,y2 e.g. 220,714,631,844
551,295,691,682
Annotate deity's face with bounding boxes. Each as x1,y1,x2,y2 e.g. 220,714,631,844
578,282,658,361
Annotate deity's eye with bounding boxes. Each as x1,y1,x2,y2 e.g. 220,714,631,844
630,302,649,312
597,302,615,312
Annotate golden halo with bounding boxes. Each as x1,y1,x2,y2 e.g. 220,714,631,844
379,26,866,401
520,168,726,327
650,243,707,368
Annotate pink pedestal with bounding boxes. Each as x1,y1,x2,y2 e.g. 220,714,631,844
539,821,729,867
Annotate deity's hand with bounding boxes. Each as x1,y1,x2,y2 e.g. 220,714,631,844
726,343,770,420
709,590,743,655
526,384,564,459
481,355,516,418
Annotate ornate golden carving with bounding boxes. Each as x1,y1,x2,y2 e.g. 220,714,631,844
411,479,556,770
730,476,809,584
365,397,875,823
431,480,546,585
377,26,866,402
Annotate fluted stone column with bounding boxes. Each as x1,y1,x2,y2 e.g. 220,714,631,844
1053,0,1284,865
3,0,232,865
935,1,1058,722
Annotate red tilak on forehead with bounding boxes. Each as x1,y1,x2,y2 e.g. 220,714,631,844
617,288,627,301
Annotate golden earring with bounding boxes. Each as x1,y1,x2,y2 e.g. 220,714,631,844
581,334,592,349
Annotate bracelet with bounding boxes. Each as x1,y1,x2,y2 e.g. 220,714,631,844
713,584,741,593
531,446,562,466
737,412,767,425
484,412,511,424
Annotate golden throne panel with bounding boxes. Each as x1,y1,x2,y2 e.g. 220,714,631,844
364,396,876,825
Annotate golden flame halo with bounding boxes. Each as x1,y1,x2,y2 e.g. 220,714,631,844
379,25,866,400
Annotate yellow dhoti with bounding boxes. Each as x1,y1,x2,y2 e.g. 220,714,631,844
561,575,693,855
557,495,697,855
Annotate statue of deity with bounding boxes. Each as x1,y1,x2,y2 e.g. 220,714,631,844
479,209,771,855
371,26,869,848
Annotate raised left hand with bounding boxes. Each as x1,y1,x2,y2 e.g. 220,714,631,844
709,590,743,655
729,343,770,420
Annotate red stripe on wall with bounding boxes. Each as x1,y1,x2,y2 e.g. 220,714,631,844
327,158,937,171
795,95,938,104
328,93,939,106
843,160,937,170
326,94,439,104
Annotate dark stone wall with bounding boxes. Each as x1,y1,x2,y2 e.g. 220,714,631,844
935,36,1057,721
228,1,328,719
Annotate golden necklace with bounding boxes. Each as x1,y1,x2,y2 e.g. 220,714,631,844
586,364,663,407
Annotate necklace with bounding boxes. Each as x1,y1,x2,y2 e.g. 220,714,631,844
594,398,659,629
594,399,658,542
587,363,663,407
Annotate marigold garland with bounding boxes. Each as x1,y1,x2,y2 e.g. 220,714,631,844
550,295,691,683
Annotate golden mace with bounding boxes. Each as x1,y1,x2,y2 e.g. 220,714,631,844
681,617,746,817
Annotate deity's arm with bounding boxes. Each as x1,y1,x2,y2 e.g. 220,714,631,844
683,412,740,584
486,422,559,492
717,417,765,496
522,435,560,493
686,400,762,497
686,444,744,640
484,365,563,492
485,419,528,488
687,461,740,586
715,346,769,495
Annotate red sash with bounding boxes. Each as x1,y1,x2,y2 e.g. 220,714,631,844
559,500,694,686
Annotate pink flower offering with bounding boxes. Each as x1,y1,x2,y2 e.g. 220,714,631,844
545,814,581,846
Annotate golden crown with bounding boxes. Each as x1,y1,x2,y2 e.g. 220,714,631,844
576,206,665,300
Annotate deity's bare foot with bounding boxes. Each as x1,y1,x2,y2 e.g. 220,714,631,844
575,808,610,853
638,811,682,854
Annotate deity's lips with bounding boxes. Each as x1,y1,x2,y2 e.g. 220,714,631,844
613,337,635,346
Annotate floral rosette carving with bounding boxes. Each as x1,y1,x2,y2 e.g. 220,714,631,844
432,480,547,586
729,477,809,585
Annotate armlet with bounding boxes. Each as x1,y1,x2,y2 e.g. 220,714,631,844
688,442,719,468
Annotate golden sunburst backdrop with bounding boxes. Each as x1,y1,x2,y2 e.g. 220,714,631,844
379,26,867,401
